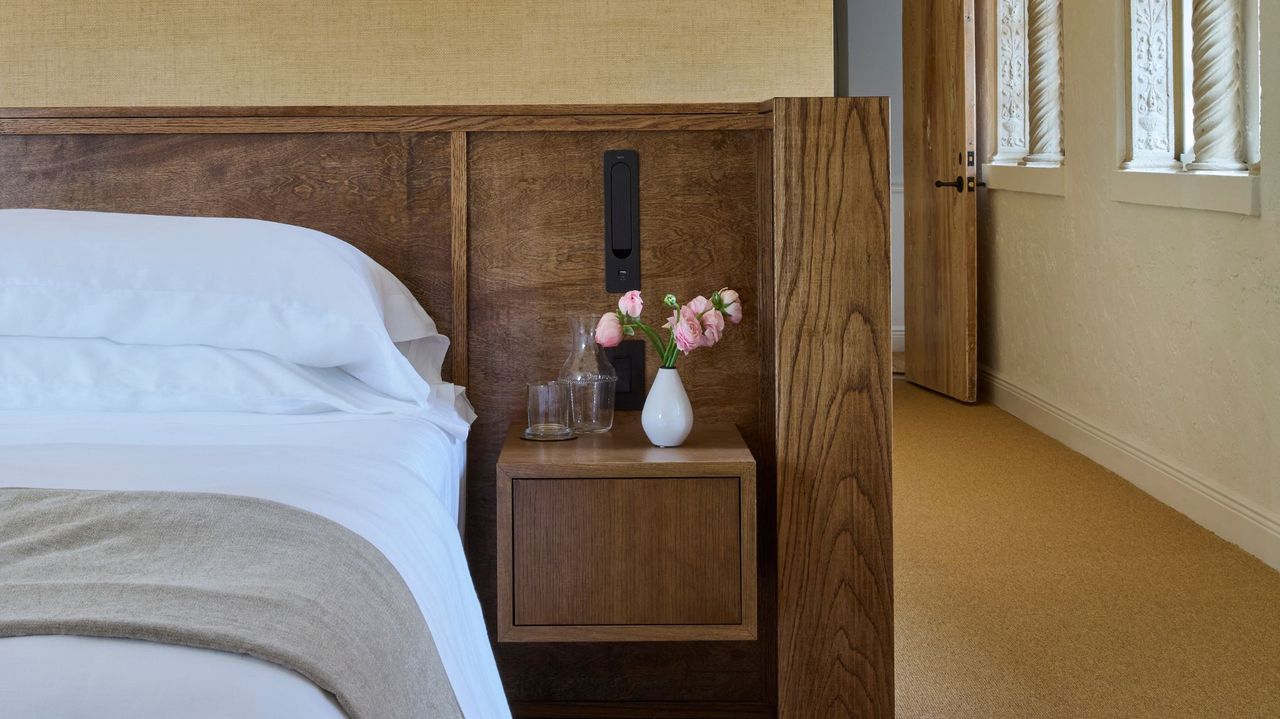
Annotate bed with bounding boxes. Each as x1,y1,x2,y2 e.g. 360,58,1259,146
0,100,894,718
0,208,506,718
0,413,506,718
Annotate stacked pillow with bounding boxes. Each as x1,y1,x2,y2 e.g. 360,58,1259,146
0,209,469,433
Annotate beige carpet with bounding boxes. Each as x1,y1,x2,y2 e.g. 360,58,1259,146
893,380,1280,718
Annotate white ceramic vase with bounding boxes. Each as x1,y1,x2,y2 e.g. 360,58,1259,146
641,368,693,447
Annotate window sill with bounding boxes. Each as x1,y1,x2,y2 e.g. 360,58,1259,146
982,163,1066,197
1111,169,1261,216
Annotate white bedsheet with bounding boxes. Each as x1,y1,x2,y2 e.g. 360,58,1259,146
0,411,510,719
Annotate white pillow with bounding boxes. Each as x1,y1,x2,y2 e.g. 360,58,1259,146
0,209,445,400
0,336,425,416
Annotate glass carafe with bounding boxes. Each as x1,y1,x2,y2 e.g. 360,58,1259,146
558,315,617,434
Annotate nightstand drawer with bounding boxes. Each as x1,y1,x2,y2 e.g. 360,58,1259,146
495,421,756,642
512,477,741,627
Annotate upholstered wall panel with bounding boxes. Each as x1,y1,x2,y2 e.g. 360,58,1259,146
0,1,832,106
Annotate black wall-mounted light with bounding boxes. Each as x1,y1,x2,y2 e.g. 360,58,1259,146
603,149,639,292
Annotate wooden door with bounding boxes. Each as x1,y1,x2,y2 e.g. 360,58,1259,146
903,0,978,402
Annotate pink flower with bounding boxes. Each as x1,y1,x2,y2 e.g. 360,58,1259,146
686,295,713,317
594,312,623,347
668,307,703,354
681,295,724,347
617,290,644,318
718,288,743,324
700,306,725,347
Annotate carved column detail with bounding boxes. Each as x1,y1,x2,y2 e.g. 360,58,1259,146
1025,0,1063,165
1187,0,1247,171
994,0,1029,163
1126,0,1180,169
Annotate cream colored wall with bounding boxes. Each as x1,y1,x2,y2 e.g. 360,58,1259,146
981,0,1278,530
0,1,831,106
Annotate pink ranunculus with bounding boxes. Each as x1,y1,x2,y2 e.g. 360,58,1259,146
719,288,743,324
617,290,644,318
686,295,713,317
672,307,703,354
594,312,624,347
700,305,725,347
681,295,724,347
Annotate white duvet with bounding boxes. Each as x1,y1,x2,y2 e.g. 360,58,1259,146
0,411,510,719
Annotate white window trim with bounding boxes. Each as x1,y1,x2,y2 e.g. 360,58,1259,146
1125,0,1181,170
1240,0,1261,169
987,0,1066,196
1118,0,1261,215
1025,0,1065,164
994,0,1031,164
983,163,1066,196
1111,169,1261,215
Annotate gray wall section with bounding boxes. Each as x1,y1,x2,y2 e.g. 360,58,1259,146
838,0,905,345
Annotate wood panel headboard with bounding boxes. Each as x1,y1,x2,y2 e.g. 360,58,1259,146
0,100,892,719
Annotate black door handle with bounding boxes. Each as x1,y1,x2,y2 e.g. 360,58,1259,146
934,176,964,193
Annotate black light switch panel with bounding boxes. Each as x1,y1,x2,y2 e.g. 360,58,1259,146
604,339,645,411
604,149,640,292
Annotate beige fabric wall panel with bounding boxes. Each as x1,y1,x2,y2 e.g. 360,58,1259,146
0,1,832,106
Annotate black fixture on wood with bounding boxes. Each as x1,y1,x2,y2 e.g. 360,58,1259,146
604,149,640,292
604,339,646,411
934,176,965,193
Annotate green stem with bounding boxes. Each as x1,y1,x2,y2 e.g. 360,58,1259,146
619,316,687,369
628,321,671,367
664,337,680,369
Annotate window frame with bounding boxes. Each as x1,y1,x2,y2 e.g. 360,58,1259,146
1115,0,1261,215
985,0,1068,196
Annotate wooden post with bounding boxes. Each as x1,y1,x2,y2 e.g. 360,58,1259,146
771,96,894,719
449,130,470,386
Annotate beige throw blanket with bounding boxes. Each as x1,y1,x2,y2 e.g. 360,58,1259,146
0,488,463,719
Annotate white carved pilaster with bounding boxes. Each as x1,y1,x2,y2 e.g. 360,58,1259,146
1187,0,1247,171
994,0,1029,164
1126,0,1180,170
1024,0,1063,165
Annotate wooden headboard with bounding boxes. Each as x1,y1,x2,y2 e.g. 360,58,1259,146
0,100,893,719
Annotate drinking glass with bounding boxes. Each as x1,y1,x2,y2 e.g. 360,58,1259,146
524,381,574,440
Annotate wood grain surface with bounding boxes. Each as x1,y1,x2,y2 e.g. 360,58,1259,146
752,121,782,714
495,420,755,476
0,113,776,707
510,700,774,719
0,103,895,716
465,127,773,702
903,0,979,401
496,420,757,643
449,131,470,385
0,113,771,135
513,478,742,626
771,97,894,718
0,103,772,118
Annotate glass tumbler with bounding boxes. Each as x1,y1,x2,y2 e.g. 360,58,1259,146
525,381,574,441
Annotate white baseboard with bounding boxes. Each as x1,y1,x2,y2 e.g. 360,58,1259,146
892,326,905,354
980,368,1280,572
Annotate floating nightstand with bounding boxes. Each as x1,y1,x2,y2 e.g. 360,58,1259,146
495,419,756,642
